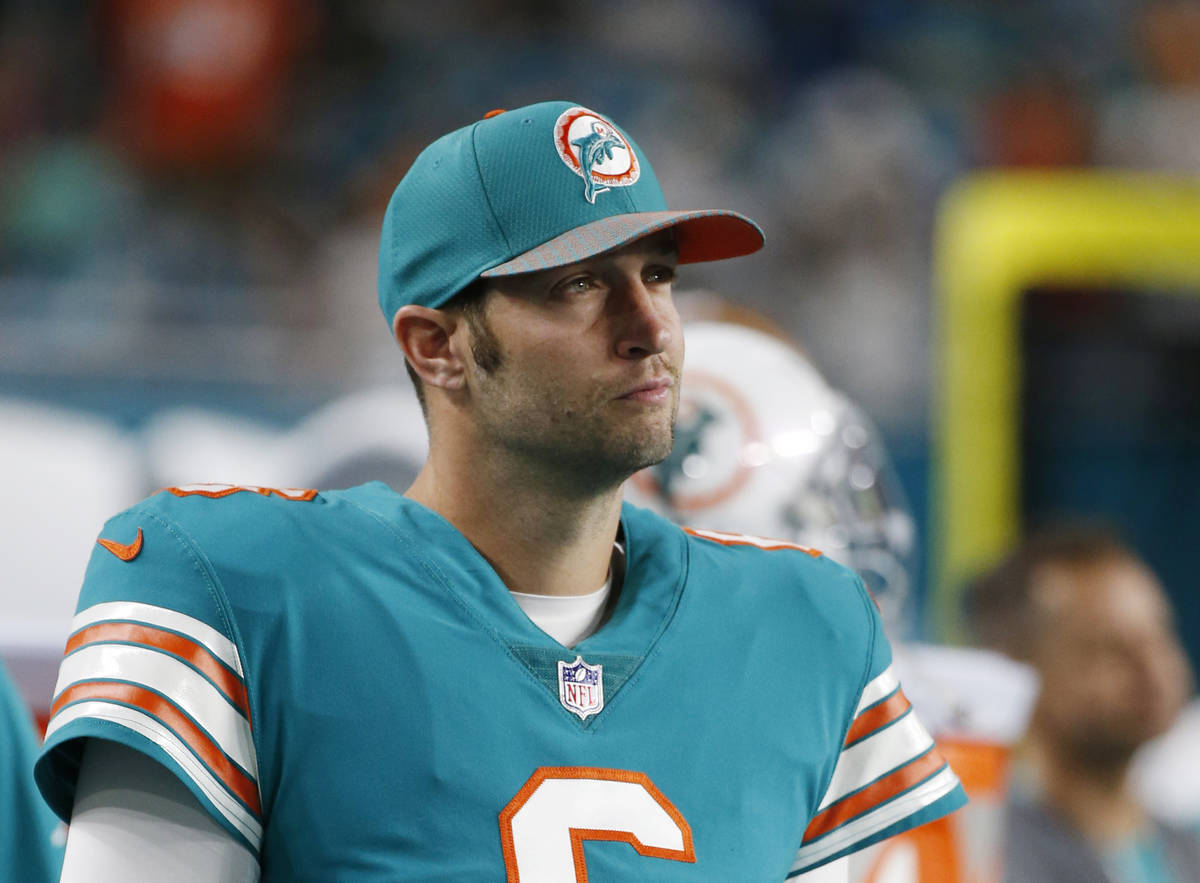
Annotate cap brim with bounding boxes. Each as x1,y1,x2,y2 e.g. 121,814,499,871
480,210,764,278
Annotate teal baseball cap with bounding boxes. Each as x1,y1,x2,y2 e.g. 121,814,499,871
377,101,764,325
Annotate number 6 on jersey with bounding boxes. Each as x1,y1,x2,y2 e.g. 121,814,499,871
499,767,696,881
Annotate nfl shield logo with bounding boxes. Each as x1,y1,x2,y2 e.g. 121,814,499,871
558,656,604,720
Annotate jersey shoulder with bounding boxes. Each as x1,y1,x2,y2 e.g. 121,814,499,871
35,481,401,856
620,501,879,662
681,520,878,637
70,482,342,615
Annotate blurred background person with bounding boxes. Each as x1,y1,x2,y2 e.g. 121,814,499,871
965,525,1200,883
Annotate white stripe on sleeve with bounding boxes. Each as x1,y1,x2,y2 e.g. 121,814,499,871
71,602,244,676
54,644,256,778
816,712,934,812
855,667,899,716
46,700,263,849
790,766,960,874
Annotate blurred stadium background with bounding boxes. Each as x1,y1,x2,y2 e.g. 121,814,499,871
3,0,1199,725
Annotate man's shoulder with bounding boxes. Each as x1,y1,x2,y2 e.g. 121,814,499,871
136,481,329,521
622,501,830,566
621,503,874,634
678,522,866,599
680,524,825,562
74,479,418,632
123,480,397,543
82,482,404,604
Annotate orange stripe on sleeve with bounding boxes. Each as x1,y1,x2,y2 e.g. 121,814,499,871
50,680,260,816
65,622,250,720
803,747,945,844
843,689,911,747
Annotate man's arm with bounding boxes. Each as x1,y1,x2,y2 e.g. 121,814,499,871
37,501,266,861
60,740,258,883
787,574,967,876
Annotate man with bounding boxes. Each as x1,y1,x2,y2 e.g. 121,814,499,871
36,101,965,880
966,526,1200,882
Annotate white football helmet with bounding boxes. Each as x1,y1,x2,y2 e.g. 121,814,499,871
625,319,917,637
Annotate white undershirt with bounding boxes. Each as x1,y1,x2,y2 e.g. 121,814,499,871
60,740,260,882
510,577,612,647
509,539,621,647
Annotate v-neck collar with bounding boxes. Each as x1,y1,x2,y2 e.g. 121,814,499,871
341,484,690,699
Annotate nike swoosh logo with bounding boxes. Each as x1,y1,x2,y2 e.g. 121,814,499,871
97,528,144,562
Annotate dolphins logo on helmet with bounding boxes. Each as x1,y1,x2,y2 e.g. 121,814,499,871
626,319,917,638
554,107,640,203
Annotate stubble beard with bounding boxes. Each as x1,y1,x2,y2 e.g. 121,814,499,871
463,305,681,493
472,364,680,494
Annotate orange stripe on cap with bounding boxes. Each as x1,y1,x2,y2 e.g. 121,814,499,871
803,747,946,844
65,622,250,720
50,680,260,816
843,689,911,747
483,108,506,119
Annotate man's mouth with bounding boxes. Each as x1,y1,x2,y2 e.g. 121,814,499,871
619,376,674,403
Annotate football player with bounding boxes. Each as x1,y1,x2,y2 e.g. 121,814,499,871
37,101,964,880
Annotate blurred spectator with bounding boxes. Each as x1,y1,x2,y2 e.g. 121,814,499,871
752,67,948,438
0,0,1166,407
99,0,310,170
978,75,1093,167
1096,0,1200,172
966,525,1200,883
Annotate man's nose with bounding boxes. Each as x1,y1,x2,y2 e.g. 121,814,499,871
614,278,674,360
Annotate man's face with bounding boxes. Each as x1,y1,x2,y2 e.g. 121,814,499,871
1031,556,1192,764
457,232,683,490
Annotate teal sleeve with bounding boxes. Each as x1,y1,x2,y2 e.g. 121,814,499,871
33,502,263,856
787,577,968,874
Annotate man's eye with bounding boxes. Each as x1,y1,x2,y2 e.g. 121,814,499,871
554,275,598,297
645,265,677,285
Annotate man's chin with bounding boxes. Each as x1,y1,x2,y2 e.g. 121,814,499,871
628,427,676,470
599,435,675,485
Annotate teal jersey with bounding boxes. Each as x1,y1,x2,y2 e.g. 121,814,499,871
1,659,64,882
36,482,964,880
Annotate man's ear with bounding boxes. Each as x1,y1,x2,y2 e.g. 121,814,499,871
393,305,467,391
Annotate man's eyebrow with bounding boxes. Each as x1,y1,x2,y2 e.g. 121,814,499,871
492,231,681,293
610,230,678,259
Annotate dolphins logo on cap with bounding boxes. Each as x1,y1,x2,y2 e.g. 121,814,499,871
572,121,626,203
554,107,640,203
